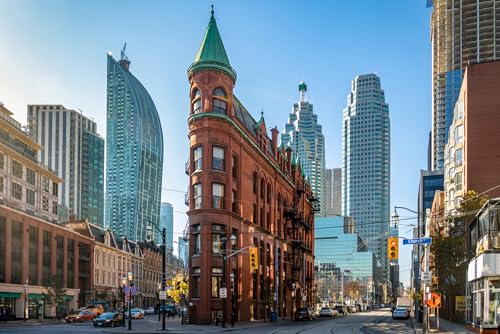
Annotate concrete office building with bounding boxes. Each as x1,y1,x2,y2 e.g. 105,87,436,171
326,168,341,216
159,202,174,250
282,81,326,216
105,46,163,242
27,105,104,225
429,0,500,170
341,74,391,280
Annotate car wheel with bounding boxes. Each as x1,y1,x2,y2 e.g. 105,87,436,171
93,323,97,327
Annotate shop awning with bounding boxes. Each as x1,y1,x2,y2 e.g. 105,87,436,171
29,293,44,299
0,292,21,298
64,295,74,301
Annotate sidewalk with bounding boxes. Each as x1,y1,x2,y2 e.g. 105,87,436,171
412,314,475,334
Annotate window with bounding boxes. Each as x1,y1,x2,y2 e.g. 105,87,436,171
260,178,265,199
192,268,201,298
267,184,271,204
0,153,4,170
253,172,258,194
193,225,201,254
42,196,49,211
211,267,223,297
232,190,238,213
193,146,202,171
0,177,3,193
52,201,58,215
212,183,225,209
12,160,22,178
454,125,463,143
232,154,238,179
455,148,463,166
43,177,49,192
11,182,22,200
213,87,227,114
212,234,221,254
52,182,58,196
456,101,464,120
212,146,225,171
192,89,202,114
26,189,35,205
26,168,36,185
193,183,202,209
455,172,463,191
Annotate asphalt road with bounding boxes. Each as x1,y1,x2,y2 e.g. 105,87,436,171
0,309,413,334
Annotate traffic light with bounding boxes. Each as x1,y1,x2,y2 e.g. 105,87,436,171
175,281,181,290
249,246,259,270
388,237,398,260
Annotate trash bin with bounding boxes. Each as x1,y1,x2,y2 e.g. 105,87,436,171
270,312,277,321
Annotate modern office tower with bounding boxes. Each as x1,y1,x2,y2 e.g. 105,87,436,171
106,46,163,242
314,217,384,305
429,0,500,170
26,104,104,225
186,9,315,324
159,202,173,250
342,73,390,280
178,236,189,267
443,61,500,214
326,168,342,216
0,103,61,223
282,81,326,216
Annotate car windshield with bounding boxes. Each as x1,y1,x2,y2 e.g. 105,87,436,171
395,308,407,312
131,308,141,312
99,313,114,319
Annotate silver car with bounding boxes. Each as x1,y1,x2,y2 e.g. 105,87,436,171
392,307,409,320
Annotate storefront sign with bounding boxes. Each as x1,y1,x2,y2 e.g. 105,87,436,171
455,296,466,311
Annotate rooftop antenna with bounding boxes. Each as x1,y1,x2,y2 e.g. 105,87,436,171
119,42,131,70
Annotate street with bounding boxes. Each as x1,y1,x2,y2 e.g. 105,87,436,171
0,308,413,334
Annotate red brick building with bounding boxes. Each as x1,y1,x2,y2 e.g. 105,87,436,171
186,9,315,324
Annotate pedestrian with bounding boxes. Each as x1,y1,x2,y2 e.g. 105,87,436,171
1,307,7,322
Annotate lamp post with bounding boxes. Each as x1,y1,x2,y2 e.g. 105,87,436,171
121,277,127,327
157,283,162,322
23,284,27,321
146,223,167,331
392,206,421,324
220,234,237,328
127,272,133,330
230,271,235,327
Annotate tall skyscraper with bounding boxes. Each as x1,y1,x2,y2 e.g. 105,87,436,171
430,0,500,170
325,168,341,216
282,81,326,215
106,46,163,242
159,202,173,250
27,104,104,225
342,73,390,279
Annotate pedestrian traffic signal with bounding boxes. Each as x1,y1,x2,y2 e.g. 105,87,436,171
249,246,259,270
388,237,398,260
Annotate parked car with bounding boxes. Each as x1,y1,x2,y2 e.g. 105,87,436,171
144,307,155,315
93,312,123,327
319,307,334,317
334,304,346,314
65,310,96,322
295,307,316,321
128,308,144,319
392,307,409,320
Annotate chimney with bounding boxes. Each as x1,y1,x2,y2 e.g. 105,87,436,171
271,127,279,157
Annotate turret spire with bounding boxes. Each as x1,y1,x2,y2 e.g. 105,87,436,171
299,80,307,102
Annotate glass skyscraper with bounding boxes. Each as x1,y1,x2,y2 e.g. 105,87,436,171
105,47,163,242
282,81,326,216
159,202,173,250
342,73,390,279
326,168,342,216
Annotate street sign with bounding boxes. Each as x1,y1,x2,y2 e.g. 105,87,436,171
220,288,227,298
421,272,431,282
426,292,441,308
159,291,167,300
403,237,432,245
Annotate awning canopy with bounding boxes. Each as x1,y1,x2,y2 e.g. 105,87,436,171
28,293,44,299
0,292,21,298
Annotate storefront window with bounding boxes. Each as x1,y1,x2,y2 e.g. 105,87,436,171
487,279,500,327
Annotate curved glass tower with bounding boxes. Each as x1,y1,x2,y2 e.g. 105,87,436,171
105,47,163,242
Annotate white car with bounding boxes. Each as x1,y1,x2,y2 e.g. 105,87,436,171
392,307,409,320
319,307,334,317
144,307,155,315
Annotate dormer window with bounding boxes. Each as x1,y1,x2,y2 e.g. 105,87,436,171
192,89,202,114
213,87,227,114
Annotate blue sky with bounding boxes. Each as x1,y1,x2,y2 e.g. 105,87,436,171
0,0,431,288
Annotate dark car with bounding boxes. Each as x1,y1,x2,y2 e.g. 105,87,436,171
334,304,346,314
93,312,123,327
295,307,316,321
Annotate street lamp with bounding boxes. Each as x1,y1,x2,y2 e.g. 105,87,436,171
23,284,27,321
230,271,235,327
121,277,127,327
157,282,162,322
127,272,134,331
146,223,167,331
393,206,421,324
221,234,237,328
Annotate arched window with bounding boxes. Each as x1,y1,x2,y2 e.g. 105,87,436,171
253,172,258,194
267,184,271,204
260,178,265,200
192,89,201,114
213,87,227,114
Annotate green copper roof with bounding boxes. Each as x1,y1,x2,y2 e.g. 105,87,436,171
298,80,307,92
188,7,236,81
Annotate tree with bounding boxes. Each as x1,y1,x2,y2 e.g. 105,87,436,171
42,275,67,319
166,274,189,304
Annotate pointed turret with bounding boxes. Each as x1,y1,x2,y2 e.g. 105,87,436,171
299,80,307,102
188,6,236,81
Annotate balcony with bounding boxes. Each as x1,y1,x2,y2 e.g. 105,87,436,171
185,159,190,175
